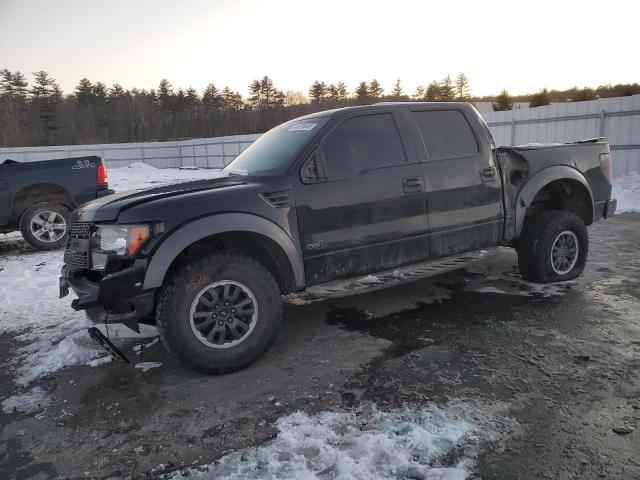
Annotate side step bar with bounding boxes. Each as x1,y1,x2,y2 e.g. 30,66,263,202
288,248,499,304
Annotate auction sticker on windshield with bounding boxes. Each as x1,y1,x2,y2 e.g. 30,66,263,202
288,122,317,131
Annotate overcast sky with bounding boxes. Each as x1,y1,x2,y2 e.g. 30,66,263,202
0,0,637,97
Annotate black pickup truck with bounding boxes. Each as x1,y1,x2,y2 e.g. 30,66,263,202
0,156,113,250
60,103,617,373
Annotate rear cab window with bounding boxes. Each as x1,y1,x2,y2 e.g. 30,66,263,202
411,110,479,161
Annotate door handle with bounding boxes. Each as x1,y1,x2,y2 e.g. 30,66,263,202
402,176,423,193
479,167,497,182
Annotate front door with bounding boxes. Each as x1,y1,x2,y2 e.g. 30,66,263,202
293,112,428,285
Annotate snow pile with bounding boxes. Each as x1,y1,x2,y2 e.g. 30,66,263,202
107,163,245,192
135,362,163,372
357,274,381,285
613,171,640,213
475,286,507,294
172,404,507,480
18,333,102,385
2,386,50,414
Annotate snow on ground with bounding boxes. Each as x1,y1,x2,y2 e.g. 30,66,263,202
134,361,163,372
357,274,381,285
170,401,514,480
613,171,640,213
0,164,229,397
1,386,51,415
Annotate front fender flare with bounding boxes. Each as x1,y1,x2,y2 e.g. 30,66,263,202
142,213,305,290
514,166,594,238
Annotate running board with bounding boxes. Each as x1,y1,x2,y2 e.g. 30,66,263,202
287,248,499,304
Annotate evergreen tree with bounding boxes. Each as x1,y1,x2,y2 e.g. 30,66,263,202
529,88,551,108
74,78,95,106
30,71,57,99
221,86,243,110
439,75,455,101
10,71,29,99
327,82,348,102
109,84,126,97
30,71,61,143
248,79,262,109
355,81,370,104
455,73,470,100
175,88,188,110
425,81,440,101
158,78,174,107
186,87,198,104
412,85,425,100
391,78,403,99
248,76,284,110
93,82,108,105
368,79,384,99
0,69,12,95
492,89,513,111
202,83,221,106
308,80,327,104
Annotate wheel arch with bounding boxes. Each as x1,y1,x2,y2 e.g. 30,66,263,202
143,213,305,293
515,166,594,238
12,183,75,223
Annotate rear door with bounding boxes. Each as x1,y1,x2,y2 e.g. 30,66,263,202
293,111,428,285
411,108,503,257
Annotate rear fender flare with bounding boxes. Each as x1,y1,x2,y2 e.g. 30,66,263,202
143,213,305,290
514,166,594,238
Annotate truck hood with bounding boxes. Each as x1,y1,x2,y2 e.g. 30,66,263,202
73,175,247,223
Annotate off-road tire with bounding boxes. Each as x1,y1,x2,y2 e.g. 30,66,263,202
517,210,588,283
19,202,70,250
157,253,282,374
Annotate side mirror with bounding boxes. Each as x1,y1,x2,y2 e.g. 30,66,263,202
300,154,324,184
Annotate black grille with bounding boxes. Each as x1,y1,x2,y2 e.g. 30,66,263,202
64,222,92,269
64,249,89,269
260,190,292,208
67,222,92,239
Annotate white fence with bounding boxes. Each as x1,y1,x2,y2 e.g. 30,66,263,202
483,94,640,177
1,95,638,176
0,134,260,169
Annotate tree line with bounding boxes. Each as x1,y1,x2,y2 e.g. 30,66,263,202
1,68,638,147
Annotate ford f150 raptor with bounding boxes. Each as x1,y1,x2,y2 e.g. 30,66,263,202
59,103,617,373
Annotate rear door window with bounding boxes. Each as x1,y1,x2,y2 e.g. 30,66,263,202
412,110,479,161
321,113,406,181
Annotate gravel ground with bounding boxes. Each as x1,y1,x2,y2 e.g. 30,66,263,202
1,213,639,479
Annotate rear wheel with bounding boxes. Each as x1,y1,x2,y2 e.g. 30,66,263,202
517,210,588,283
157,253,282,374
19,202,69,250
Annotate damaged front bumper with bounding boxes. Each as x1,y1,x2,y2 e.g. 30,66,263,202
59,259,155,331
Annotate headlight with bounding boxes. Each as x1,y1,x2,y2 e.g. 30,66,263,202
91,224,149,271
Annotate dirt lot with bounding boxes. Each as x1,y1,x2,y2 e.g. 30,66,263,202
1,213,639,479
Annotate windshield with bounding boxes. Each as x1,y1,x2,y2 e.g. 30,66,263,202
224,117,328,175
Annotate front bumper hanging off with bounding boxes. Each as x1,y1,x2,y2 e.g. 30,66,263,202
59,260,155,331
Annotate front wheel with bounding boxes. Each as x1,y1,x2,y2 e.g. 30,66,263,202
517,210,589,283
157,253,282,374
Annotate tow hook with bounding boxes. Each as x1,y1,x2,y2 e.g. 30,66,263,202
88,327,130,363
